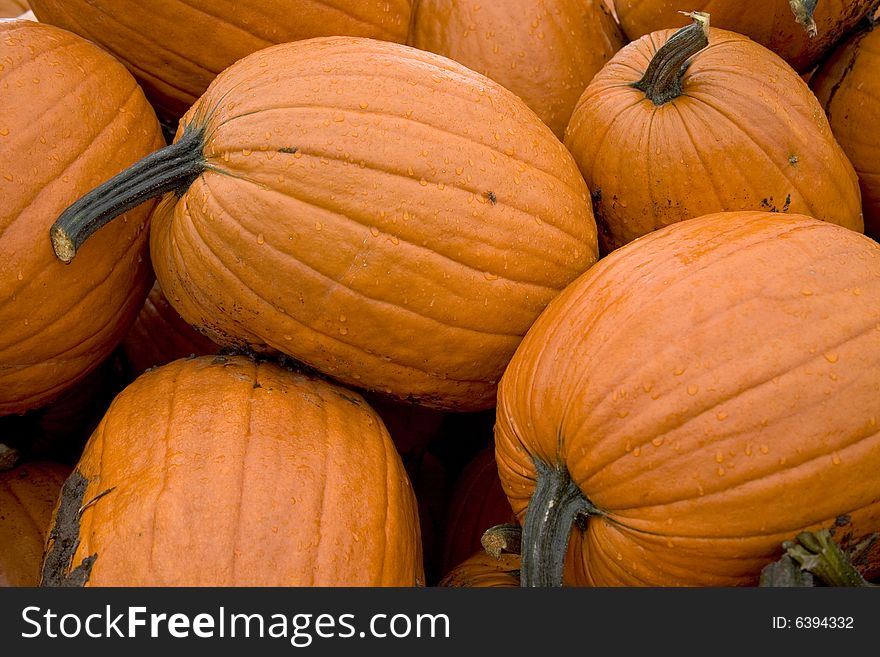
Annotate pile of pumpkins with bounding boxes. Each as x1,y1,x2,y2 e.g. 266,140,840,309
1,0,879,588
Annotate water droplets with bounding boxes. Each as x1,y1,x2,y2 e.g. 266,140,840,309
256,233,265,245
823,352,839,364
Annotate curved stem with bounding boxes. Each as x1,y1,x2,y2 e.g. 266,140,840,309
50,126,206,263
784,529,876,587
481,523,522,559
520,458,600,587
789,0,819,38
632,12,710,106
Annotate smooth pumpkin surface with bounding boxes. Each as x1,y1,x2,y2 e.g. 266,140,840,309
0,21,163,415
409,0,625,139
439,551,520,587
495,212,880,586
565,20,862,253
29,0,413,122
53,37,597,411
0,1,28,17
0,462,70,586
41,355,424,586
613,0,876,72
812,22,880,240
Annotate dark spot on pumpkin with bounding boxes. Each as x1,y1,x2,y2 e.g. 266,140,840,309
41,470,97,587
212,355,229,365
333,390,363,406
253,382,262,389
835,514,852,527
485,191,497,205
788,155,799,166
782,194,792,213
279,147,298,154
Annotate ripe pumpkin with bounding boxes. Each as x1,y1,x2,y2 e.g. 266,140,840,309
50,37,598,411
612,0,877,72
28,0,413,123
120,280,219,376
0,21,164,415
495,211,880,587
41,355,423,586
0,1,28,17
439,551,520,588
1,462,70,586
811,20,880,240
409,0,625,139
564,15,862,254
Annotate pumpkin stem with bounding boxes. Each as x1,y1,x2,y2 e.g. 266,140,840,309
632,12,710,106
50,126,205,264
782,529,877,587
481,523,522,559
789,0,819,38
520,458,600,587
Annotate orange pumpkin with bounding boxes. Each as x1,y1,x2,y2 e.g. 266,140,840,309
495,211,880,587
811,20,880,240
564,15,862,254
409,0,625,139
0,21,164,415
50,37,598,411
439,551,520,588
0,1,28,17
612,0,877,72
41,355,423,586
29,0,412,122
1,462,70,586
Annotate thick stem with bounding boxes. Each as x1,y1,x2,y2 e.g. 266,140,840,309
784,529,876,587
789,0,819,38
520,458,600,587
50,126,206,264
632,12,710,106
481,523,522,559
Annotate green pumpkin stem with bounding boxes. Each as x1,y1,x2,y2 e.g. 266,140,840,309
520,459,600,587
783,528,876,587
481,523,522,559
789,0,819,37
50,126,206,264
632,12,710,106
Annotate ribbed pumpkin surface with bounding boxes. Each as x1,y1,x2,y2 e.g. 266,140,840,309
151,36,597,411
495,212,880,586
439,551,520,587
47,355,424,586
0,21,163,415
0,462,69,586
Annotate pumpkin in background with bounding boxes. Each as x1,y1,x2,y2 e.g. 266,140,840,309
439,551,520,588
812,20,880,240
495,212,880,587
120,280,219,377
41,355,423,586
0,1,28,17
564,15,862,254
0,462,70,586
612,0,877,72
50,37,598,412
409,0,625,139
0,21,164,415
28,0,412,123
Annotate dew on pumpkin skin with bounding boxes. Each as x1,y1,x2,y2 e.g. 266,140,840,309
760,445,769,454
369,226,380,237
831,452,842,465
687,384,698,396
256,233,265,245
824,352,839,364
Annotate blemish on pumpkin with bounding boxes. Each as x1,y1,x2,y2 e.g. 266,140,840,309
41,470,96,587
485,191,497,204
782,194,792,212
788,155,799,166
835,514,852,527
278,147,298,154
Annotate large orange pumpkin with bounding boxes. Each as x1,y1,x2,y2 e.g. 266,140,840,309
29,0,413,123
811,20,880,240
0,1,28,17
564,15,862,253
612,0,877,72
409,0,625,139
0,21,164,415
495,211,880,587
50,37,598,411
1,462,70,586
41,355,424,586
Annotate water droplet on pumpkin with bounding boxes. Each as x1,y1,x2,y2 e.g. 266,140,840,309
831,452,841,465
673,365,686,376
256,233,265,245
715,451,724,464
0,127,9,136
419,178,427,186
687,384,698,396
315,222,323,231
339,327,348,335
716,411,728,421
338,314,347,323
651,436,663,447
242,148,252,156
283,335,293,341
760,445,769,454
800,288,813,296
16,271,23,281
745,444,753,456
369,226,380,237
717,466,725,476
824,352,839,364
632,446,641,457
484,272,499,280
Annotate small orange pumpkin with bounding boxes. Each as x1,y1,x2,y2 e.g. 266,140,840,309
439,551,520,588
495,211,880,587
41,355,424,586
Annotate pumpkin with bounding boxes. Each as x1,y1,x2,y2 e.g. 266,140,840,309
612,0,877,72
441,446,515,575
811,20,880,240
28,0,413,123
439,551,520,588
40,354,423,586
1,462,70,586
0,21,164,416
50,37,598,411
0,1,28,17
494,211,880,587
564,14,862,254
409,0,625,139
120,280,219,377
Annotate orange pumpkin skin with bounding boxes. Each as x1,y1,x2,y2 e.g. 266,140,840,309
28,0,412,122
613,0,876,72
0,1,28,17
564,24,863,253
0,462,70,586
0,21,163,415
439,552,519,588
146,37,597,411
120,280,219,376
811,23,880,240
495,212,880,586
43,355,423,586
409,0,625,139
